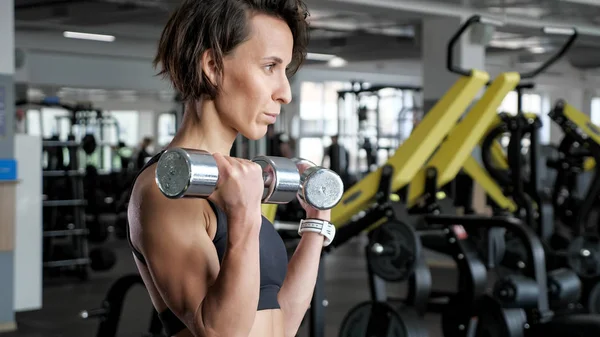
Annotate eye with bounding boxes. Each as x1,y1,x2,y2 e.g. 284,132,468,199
265,63,277,72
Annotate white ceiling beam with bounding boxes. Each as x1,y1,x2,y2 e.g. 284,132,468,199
303,0,422,21
330,0,600,37
561,0,600,5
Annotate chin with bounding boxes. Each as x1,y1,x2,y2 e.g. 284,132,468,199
241,124,269,141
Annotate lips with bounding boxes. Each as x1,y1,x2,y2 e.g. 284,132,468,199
264,112,279,124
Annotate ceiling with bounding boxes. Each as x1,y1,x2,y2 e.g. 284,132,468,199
12,0,600,70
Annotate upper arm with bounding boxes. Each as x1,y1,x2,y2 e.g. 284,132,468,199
130,184,220,332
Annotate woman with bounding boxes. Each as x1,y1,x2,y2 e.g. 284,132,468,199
127,1,334,337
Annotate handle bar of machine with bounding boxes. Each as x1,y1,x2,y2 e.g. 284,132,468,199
447,15,578,80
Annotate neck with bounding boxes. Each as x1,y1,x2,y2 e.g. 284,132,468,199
168,99,237,155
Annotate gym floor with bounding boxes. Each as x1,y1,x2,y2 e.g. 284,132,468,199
4,234,457,337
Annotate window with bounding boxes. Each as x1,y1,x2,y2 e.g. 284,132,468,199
94,111,139,171
498,91,542,115
30,107,72,140
299,81,349,136
298,81,351,166
110,111,139,147
591,97,600,125
498,91,518,115
300,82,324,121
157,112,177,147
401,91,416,140
26,109,41,137
298,137,325,166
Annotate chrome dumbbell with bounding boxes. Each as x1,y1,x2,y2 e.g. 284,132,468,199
155,148,344,210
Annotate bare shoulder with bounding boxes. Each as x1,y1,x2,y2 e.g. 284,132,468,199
127,164,216,254
126,163,222,328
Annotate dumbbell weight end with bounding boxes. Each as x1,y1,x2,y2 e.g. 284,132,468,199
252,156,344,209
155,148,219,199
298,165,344,210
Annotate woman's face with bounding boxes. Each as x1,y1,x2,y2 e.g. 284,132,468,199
211,13,294,140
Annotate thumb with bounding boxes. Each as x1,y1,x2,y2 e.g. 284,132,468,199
207,153,229,202
211,152,231,181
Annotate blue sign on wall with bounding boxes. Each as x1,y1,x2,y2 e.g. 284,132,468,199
0,86,4,138
0,159,16,181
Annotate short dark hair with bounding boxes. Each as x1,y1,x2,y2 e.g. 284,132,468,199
153,0,310,102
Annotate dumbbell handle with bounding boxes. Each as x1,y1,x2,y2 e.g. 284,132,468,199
156,148,344,210
253,155,302,205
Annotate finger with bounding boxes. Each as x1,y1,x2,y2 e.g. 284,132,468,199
212,152,231,170
293,158,315,174
234,158,260,174
212,152,235,182
297,162,312,173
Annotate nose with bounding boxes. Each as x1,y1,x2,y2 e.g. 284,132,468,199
274,74,292,105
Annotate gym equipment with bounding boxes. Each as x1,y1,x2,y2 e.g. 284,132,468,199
477,98,600,315
481,112,544,221
82,134,98,155
329,58,489,228
335,16,582,337
430,223,488,337
80,274,163,337
405,70,520,209
425,214,551,337
366,220,422,282
155,148,344,210
547,268,582,309
41,139,90,281
585,281,600,314
467,23,577,227
461,100,600,336
337,301,427,337
462,155,518,213
494,274,541,309
336,84,422,177
458,28,577,272
479,110,558,270
549,101,600,238
326,15,494,337
473,295,528,337
566,235,600,278
545,101,600,312
88,247,117,272
18,97,128,174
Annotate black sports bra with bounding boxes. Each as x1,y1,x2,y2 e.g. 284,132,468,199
127,151,289,336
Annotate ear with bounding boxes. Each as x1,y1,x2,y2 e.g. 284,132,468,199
200,49,219,86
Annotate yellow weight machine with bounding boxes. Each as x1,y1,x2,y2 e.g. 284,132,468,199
405,73,520,211
548,102,600,238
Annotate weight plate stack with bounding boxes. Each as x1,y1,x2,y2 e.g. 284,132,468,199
366,220,421,282
474,295,527,337
587,281,600,314
441,296,474,337
338,301,428,337
567,235,600,278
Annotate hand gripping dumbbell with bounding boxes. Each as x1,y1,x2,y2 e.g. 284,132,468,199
155,148,344,210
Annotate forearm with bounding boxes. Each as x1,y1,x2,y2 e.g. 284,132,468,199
278,232,325,337
199,225,261,337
